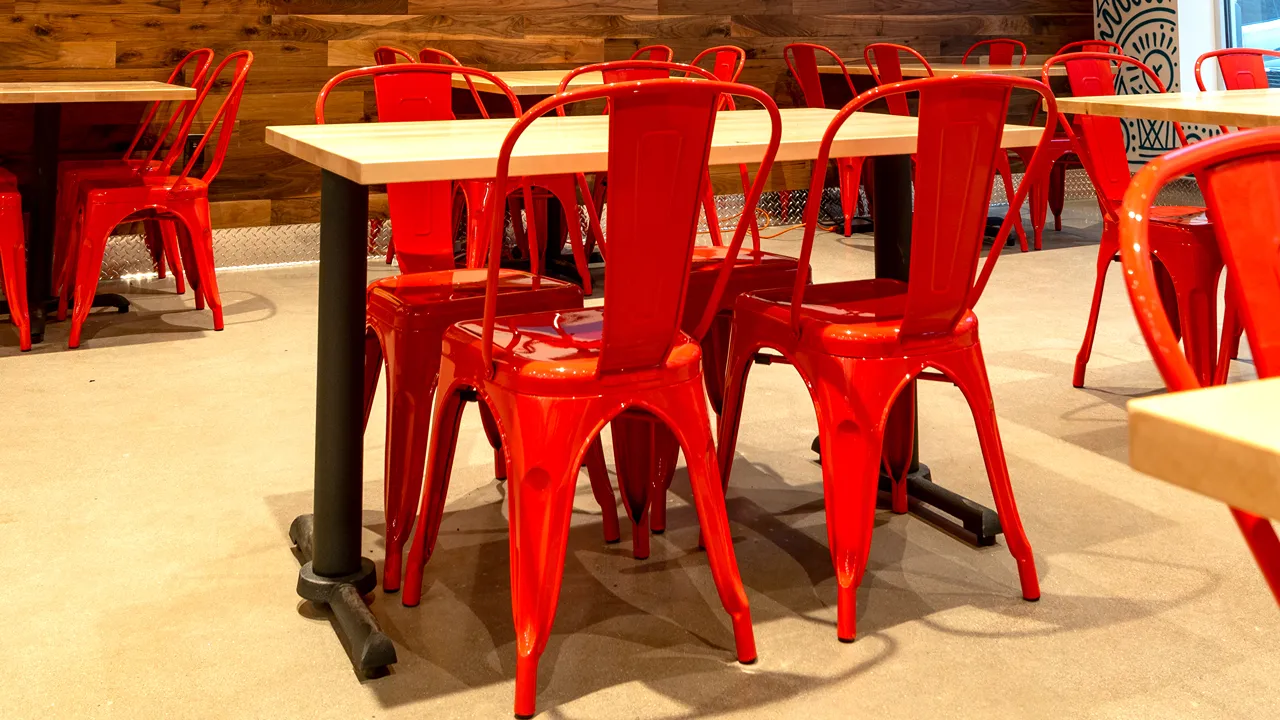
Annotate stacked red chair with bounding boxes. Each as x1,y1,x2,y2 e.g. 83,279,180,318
1117,126,1280,605
63,50,253,349
1046,52,1226,388
317,64,618,592
1193,47,1280,383
53,48,214,303
1018,40,1125,250
962,39,1032,251
716,75,1057,642
784,42,866,237
372,46,490,268
0,167,29,350
402,76,782,718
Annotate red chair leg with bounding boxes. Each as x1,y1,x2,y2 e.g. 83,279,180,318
805,355,894,642
143,218,167,280
700,311,733,414
158,219,186,295
0,204,30,351
1230,508,1280,604
381,328,442,592
1215,280,1243,386
1073,232,1118,388
68,202,126,348
882,384,915,515
402,379,469,606
1049,162,1066,232
701,172,724,246
552,180,594,295
170,200,223,330
996,154,1029,252
737,163,761,251
583,437,622,543
175,223,205,312
610,410,656,559
575,172,605,259
946,345,1040,601
837,157,864,238
477,401,507,480
651,377,756,663
362,326,383,431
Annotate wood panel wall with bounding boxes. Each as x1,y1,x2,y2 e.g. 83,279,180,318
0,0,1091,227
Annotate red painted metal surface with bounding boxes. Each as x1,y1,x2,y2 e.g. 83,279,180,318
718,75,1058,642
630,44,674,61
1044,52,1224,389
1117,126,1280,604
402,77,781,718
0,179,28,350
62,51,253,349
688,45,759,247
784,42,866,237
52,48,214,301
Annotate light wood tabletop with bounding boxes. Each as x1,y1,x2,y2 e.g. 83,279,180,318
823,63,1066,78
266,107,1045,186
455,70,605,96
1129,377,1280,520
0,81,195,104
1055,88,1280,128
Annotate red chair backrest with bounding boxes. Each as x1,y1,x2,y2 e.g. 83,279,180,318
1120,127,1280,388
373,46,414,65
864,43,933,116
1057,40,1124,56
318,64,522,272
1195,48,1280,132
558,60,717,115
1044,52,1188,216
783,43,856,109
479,78,782,376
691,45,746,82
418,48,461,65
126,48,215,163
166,51,253,188
789,75,1060,338
962,38,1028,66
631,45,674,62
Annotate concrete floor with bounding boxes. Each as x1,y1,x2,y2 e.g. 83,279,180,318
2,207,1277,719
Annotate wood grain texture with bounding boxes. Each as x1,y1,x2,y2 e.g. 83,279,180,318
1129,377,1280,521
0,0,1089,226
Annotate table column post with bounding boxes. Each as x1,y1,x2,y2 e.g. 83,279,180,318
290,169,396,674
25,103,60,342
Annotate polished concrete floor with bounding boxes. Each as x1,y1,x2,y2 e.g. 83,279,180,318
2,208,1277,719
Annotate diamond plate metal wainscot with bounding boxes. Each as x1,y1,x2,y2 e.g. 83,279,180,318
94,170,1199,280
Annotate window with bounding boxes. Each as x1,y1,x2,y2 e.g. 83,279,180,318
1225,0,1280,85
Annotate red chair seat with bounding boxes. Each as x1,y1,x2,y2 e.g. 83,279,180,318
366,268,579,331
451,308,702,393
742,279,980,357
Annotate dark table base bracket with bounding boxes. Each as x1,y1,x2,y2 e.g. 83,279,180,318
810,437,1004,548
290,514,397,676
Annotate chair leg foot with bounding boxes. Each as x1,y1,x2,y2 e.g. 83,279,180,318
836,585,857,643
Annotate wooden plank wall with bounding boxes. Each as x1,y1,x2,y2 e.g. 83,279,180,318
0,1,1091,227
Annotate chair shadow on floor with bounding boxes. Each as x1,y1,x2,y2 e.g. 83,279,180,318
326,427,1222,715
0,284,277,354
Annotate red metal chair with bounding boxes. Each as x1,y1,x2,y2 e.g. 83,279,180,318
717,75,1057,642
63,51,252,348
53,48,215,302
318,64,619,591
630,44,673,61
784,43,867,237
1046,52,1225,388
371,46,493,268
0,174,29,351
1117,126,1280,605
687,45,761,247
962,39,1031,251
402,76,781,717
1018,40,1125,250
1193,47,1280,380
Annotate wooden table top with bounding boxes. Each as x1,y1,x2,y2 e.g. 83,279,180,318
1055,88,1280,127
1129,377,1280,520
455,70,605,95
823,62,1065,78
266,107,1045,186
0,81,195,104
